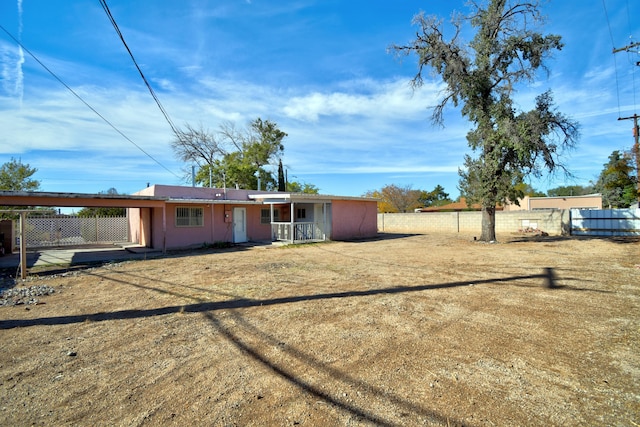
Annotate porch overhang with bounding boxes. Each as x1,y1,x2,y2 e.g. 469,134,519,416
166,198,262,205
248,193,332,204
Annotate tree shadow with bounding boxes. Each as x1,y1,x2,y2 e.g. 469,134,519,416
343,233,423,243
506,234,640,245
202,309,455,426
0,266,601,425
0,268,599,330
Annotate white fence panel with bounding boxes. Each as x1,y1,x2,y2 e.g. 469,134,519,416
15,215,128,248
570,209,640,236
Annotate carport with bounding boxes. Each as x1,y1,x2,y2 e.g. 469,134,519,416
0,190,167,278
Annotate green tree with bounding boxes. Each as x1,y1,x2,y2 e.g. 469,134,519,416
77,188,127,217
0,158,43,218
514,182,546,197
286,181,320,194
172,119,286,190
546,184,594,197
0,158,40,191
392,0,579,241
594,150,637,208
418,185,452,207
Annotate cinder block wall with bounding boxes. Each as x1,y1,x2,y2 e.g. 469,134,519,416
378,209,569,235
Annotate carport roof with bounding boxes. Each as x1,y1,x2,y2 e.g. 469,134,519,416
0,190,167,208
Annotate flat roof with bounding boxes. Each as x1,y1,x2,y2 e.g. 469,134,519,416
0,189,378,208
529,194,602,200
0,190,167,208
166,198,261,205
248,193,378,203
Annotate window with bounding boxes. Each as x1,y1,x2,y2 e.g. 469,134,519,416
297,208,306,219
176,206,203,227
261,208,279,224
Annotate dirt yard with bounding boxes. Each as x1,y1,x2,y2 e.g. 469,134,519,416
0,233,638,426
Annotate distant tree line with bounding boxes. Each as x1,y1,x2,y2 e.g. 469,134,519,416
364,184,452,213
367,147,638,213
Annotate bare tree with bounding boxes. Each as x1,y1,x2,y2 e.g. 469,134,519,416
171,123,227,167
171,119,287,190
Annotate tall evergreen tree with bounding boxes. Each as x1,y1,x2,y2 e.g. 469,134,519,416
277,159,286,192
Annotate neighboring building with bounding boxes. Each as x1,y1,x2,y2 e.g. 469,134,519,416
416,194,603,213
503,194,603,211
128,185,378,250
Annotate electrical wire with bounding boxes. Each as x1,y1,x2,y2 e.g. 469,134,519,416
0,23,182,180
629,45,638,114
626,0,637,113
98,0,181,136
602,0,623,117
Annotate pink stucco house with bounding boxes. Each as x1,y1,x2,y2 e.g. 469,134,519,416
128,185,378,250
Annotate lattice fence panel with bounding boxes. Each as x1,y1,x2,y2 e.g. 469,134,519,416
15,216,128,248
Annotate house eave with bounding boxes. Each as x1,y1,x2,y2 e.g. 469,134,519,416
166,198,262,205
248,193,376,204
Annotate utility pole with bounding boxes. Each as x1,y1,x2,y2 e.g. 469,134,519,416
616,114,640,203
613,41,640,202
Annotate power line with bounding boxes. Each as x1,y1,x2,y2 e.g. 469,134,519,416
98,0,180,136
602,0,623,117
0,23,181,180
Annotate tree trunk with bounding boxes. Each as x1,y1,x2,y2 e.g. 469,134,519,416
480,205,496,242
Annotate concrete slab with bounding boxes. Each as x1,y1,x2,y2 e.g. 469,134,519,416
0,244,162,270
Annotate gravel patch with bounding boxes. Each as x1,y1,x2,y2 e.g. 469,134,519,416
0,285,56,306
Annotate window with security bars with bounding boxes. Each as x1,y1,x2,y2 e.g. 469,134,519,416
176,207,204,227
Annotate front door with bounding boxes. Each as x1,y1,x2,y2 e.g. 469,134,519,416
233,207,247,243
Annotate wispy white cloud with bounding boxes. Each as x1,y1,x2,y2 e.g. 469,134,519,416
1,0,636,197
1,67,471,192
282,79,443,122
0,41,23,103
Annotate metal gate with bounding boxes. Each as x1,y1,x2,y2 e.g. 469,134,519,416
14,215,129,248
570,209,640,236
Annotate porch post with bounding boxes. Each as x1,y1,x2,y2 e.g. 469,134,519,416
323,202,327,241
270,203,274,241
290,201,295,242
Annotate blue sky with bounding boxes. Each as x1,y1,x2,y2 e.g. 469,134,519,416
1,0,639,200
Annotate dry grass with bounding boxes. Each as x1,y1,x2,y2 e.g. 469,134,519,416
0,233,638,426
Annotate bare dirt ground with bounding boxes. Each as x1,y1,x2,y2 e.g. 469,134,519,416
0,233,638,426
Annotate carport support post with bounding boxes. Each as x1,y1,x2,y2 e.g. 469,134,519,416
19,212,27,279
